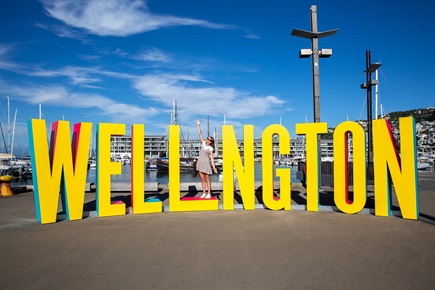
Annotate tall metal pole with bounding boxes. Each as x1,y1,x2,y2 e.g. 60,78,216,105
361,51,381,170
291,5,338,163
309,6,323,164
310,6,321,123
292,5,338,123
366,51,373,165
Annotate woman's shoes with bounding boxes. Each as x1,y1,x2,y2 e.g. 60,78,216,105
205,194,211,199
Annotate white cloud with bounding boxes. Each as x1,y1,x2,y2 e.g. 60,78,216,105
41,0,236,37
0,82,159,122
15,65,133,88
133,73,285,119
244,33,261,40
133,48,172,63
35,22,90,43
0,44,22,71
0,53,284,124
0,44,13,57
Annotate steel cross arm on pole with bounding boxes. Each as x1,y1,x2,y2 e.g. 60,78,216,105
291,5,338,124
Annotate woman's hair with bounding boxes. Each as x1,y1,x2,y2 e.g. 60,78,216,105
207,136,215,153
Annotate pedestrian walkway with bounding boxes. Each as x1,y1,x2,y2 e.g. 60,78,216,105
1,173,434,289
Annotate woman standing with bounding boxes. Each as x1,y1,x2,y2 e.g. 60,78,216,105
196,119,218,199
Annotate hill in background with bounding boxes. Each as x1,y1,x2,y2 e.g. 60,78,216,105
385,107,435,123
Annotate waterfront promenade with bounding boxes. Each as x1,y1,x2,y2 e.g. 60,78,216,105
1,172,434,289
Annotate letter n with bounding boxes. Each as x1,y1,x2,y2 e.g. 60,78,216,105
222,125,255,210
372,117,419,219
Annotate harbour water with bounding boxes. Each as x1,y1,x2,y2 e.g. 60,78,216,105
13,162,299,187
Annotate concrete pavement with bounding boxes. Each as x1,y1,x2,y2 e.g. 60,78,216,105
1,172,434,289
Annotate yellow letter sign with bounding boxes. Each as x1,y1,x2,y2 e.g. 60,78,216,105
262,124,291,210
333,121,366,214
373,117,419,219
28,120,91,224
222,125,255,210
295,122,327,211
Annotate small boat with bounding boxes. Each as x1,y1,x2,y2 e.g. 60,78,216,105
145,160,158,171
89,161,96,170
7,165,32,180
418,162,431,170
213,157,223,172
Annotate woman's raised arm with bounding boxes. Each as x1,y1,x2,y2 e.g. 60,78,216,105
196,119,204,142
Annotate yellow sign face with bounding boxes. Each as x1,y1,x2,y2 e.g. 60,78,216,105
27,117,419,224
333,121,367,214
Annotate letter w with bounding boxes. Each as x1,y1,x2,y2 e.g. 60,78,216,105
28,120,92,224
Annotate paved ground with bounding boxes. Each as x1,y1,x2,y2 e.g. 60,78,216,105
1,172,434,289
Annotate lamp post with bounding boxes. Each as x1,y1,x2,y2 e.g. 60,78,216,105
291,5,338,124
360,50,381,167
291,5,338,166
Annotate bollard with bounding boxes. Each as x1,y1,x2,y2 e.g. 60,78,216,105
0,175,14,196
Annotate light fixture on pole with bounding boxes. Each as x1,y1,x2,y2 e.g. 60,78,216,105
291,5,338,170
291,5,338,124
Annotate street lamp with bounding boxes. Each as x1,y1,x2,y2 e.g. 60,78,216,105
291,5,338,124
360,50,381,167
291,5,338,171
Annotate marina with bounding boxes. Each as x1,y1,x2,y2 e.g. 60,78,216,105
87,162,300,185
10,162,300,188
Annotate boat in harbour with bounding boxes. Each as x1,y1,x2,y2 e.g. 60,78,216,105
7,164,32,180
88,160,96,170
145,160,158,171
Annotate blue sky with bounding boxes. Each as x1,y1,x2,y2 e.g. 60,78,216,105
1,0,434,155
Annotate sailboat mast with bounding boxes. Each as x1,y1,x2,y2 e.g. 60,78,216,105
214,127,219,156
172,98,178,125
7,96,10,153
207,115,210,136
0,121,7,154
11,109,17,158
